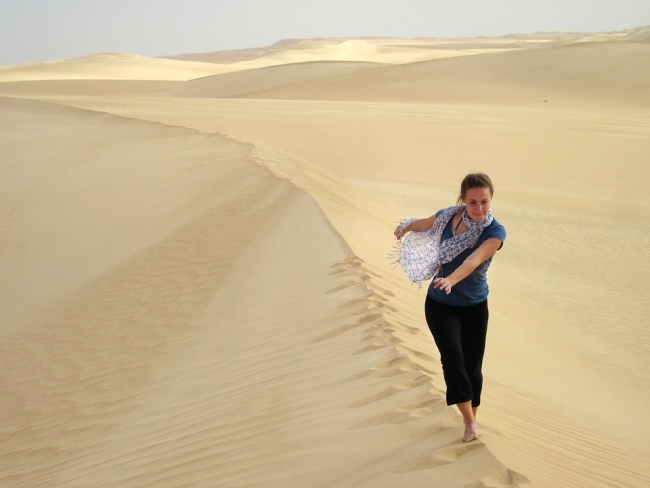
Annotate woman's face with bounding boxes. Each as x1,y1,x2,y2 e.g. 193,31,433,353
463,186,492,221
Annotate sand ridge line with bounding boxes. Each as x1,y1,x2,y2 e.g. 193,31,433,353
304,255,529,486
244,144,530,483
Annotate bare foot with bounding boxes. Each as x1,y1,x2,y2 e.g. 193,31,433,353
462,423,479,442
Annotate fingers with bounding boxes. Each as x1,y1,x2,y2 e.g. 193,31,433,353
433,278,452,294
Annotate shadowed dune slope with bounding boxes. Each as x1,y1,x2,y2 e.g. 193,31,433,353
163,41,650,106
163,38,309,64
622,25,650,41
0,80,180,96
153,61,387,99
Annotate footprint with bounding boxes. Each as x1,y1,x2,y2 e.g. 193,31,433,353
395,398,444,417
326,267,346,276
358,312,383,323
350,386,403,407
313,321,363,342
350,398,443,430
353,336,401,354
395,344,436,362
350,410,400,430
466,468,530,487
372,357,406,370
369,284,394,296
395,442,486,472
324,281,357,294
369,301,399,312
350,376,430,407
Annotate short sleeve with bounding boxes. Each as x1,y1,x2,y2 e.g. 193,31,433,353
484,221,506,249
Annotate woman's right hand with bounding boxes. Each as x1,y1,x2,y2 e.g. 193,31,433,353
395,215,435,240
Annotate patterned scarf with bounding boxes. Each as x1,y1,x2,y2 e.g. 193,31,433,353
394,205,493,284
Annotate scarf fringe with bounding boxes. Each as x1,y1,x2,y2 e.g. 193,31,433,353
390,220,425,290
390,207,493,288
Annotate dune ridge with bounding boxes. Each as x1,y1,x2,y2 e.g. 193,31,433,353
0,41,475,84
0,53,242,82
0,97,527,487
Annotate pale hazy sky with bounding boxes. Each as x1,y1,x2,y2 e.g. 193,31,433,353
1,0,649,65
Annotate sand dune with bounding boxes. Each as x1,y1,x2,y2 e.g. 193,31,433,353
164,36,534,65
2,28,650,487
40,94,650,486
157,40,650,106
0,97,525,487
623,25,650,41
164,38,310,64
0,53,239,82
0,38,514,84
234,38,501,65
151,61,386,99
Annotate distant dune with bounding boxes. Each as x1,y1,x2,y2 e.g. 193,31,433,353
156,40,650,106
163,38,310,64
0,53,241,82
151,61,387,99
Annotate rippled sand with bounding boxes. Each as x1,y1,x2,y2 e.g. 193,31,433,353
1,29,649,487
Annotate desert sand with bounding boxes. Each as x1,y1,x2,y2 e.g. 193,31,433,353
1,28,649,487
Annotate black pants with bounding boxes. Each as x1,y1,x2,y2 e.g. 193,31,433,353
425,295,489,407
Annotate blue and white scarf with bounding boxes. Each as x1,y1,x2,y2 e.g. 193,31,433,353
394,205,493,284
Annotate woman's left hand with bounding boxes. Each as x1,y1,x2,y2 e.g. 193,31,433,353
433,277,454,294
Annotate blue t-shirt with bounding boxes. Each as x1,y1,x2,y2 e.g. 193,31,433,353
427,210,506,306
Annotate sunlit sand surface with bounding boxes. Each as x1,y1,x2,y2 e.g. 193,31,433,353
1,27,649,487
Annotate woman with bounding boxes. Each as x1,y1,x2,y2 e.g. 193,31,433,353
393,173,506,442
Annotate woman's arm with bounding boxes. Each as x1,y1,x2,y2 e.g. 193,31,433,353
394,215,436,239
432,238,502,294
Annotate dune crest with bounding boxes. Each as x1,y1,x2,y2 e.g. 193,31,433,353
0,52,240,82
0,97,528,487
